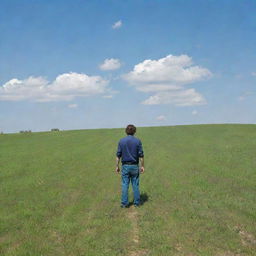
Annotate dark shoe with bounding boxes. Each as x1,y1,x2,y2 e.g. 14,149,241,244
120,204,129,208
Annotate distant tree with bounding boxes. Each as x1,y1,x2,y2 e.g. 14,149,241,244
20,130,32,133
51,128,60,131
0,131,3,135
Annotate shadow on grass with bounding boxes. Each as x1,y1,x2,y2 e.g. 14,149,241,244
140,192,149,205
128,192,149,207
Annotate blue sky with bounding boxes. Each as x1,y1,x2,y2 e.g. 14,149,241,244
0,0,256,133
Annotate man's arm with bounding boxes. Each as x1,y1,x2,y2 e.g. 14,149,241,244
139,157,145,173
116,157,121,174
138,140,145,173
116,141,122,174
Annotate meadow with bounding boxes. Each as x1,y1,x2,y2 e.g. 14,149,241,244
0,124,255,256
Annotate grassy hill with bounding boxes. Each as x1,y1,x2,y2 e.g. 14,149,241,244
0,124,255,256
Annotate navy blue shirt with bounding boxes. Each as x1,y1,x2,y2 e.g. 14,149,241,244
116,135,144,165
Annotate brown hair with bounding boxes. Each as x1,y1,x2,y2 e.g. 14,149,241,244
125,124,136,135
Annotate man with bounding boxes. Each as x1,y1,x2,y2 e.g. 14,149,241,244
116,124,145,208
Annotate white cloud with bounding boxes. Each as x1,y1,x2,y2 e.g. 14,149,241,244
156,115,166,121
136,83,181,92
102,95,113,99
142,89,206,106
68,103,78,108
123,55,211,84
251,72,256,77
99,58,121,71
192,110,198,115
123,54,212,106
112,20,122,29
0,72,111,102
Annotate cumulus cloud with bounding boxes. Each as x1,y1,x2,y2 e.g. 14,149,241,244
123,55,211,84
251,72,256,77
0,72,111,102
156,115,166,121
123,54,211,106
112,20,122,29
192,110,198,115
99,58,121,71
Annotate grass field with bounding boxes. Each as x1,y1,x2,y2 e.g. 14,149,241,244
0,124,255,256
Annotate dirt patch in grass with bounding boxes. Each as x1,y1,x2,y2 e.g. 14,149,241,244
129,249,149,256
51,230,66,255
234,225,256,248
127,206,149,256
127,209,139,244
216,252,242,256
238,230,256,247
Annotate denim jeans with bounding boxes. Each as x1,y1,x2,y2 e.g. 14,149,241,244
121,164,140,206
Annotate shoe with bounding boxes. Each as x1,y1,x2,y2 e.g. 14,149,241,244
120,204,129,208
134,204,140,208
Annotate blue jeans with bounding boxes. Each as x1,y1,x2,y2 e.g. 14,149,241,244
121,165,140,206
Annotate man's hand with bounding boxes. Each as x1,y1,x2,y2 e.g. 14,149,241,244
140,166,145,173
115,166,120,174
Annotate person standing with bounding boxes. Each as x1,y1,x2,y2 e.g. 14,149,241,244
116,124,145,208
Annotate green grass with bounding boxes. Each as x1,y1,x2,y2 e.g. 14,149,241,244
0,124,255,255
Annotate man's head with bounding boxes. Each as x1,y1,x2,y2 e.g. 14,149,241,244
125,124,136,135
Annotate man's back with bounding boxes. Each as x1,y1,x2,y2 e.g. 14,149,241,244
117,135,144,165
